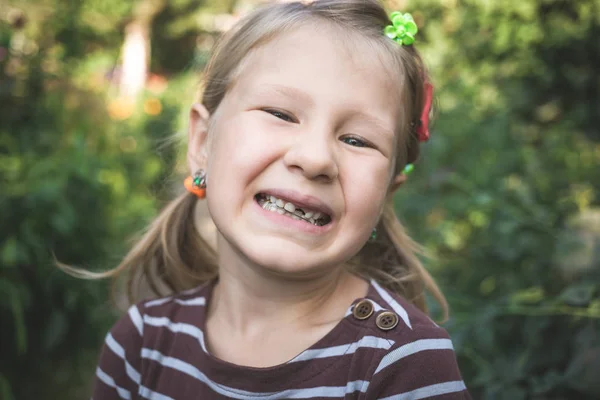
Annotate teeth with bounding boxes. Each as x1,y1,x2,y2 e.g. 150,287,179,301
258,193,329,225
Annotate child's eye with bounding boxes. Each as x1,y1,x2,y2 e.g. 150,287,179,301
341,136,370,148
263,109,297,123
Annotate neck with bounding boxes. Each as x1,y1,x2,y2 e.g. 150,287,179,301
209,237,367,336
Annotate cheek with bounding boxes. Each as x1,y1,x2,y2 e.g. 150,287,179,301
207,114,280,194
341,158,390,219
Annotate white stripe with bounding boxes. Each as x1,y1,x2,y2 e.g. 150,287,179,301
143,315,208,352
128,305,143,336
379,380,467,400
144,285,204,308
368,299,387,312
289,336,394,363
346,380,369,395
141,348,275,398
145,296,206,308
284,381,367,398
105,333,141,384
175,297,206,306
180,285,205,295
374,339,454,375
145,297,171,308
138,385,175,400
141,349,368,399
426,315,440,328
344,299,387,317
96,367,131,399
370,280,412,329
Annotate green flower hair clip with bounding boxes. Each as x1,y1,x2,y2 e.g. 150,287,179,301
384,12,418,46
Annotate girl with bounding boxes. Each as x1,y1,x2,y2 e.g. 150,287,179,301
91,0,471,398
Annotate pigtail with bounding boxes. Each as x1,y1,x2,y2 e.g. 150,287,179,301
58,191,218,305
351,198,448,323
380,201,449,321
119,192,218,303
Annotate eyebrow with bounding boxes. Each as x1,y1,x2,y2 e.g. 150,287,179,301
255,84,315,106
351,111,395,139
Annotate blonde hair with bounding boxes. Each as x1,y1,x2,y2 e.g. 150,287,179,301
65,0,448,320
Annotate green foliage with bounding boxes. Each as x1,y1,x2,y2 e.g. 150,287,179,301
396,0,600,398
0,3,185,397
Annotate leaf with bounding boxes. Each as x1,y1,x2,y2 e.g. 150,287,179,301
0,279,28,354
43,311,68,352
558,284,596,307
0,373,15,400
509,287,545,305
1,236,19,267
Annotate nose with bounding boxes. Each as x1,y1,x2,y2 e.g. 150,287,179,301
283,124,338,183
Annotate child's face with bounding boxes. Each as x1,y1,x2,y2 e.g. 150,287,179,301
195,23,401,276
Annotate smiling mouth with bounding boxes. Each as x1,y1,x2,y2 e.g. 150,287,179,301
254,193,332,226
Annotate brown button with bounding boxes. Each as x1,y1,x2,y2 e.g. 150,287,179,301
353,299,374,320
376,311,399,330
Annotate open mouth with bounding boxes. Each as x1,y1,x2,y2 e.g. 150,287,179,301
255,193,332,226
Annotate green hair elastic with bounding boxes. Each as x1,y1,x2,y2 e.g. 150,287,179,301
384,12,418,46
403,163,414,175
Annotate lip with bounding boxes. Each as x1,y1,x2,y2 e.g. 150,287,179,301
257,188,335,218
253,199,334,234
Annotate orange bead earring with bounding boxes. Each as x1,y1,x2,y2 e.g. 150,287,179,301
184,169,207,199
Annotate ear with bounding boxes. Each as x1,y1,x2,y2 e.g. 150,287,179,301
187,103,211,174
389,172,407,194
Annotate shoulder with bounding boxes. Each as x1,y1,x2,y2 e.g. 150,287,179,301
134,282,211,341
366,279,438,333
94,300,147,397
141,283,210,317
353,280,470,399
108,282,210,349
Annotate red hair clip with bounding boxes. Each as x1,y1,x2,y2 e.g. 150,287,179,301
416,82,433,142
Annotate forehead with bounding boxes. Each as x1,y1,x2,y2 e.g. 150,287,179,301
230,22,400,121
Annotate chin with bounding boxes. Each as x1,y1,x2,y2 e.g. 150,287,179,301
240,240,337,277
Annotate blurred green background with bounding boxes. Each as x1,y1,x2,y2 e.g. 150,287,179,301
1,0,599,399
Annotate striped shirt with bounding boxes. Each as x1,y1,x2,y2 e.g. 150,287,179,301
93,280,470,399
